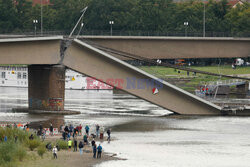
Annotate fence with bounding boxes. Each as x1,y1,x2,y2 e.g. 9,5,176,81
0,30,249,38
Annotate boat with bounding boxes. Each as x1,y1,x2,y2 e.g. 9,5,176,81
0,66,113,90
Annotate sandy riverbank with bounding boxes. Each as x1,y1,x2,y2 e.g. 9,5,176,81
18,135,120,167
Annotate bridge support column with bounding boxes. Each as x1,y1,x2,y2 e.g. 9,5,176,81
28,65,65,111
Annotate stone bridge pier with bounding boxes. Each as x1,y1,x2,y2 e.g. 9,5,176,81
28,65,66,112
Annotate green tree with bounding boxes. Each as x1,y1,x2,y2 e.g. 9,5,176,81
0,0,18,33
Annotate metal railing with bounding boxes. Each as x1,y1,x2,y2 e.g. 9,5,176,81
0,30,249,38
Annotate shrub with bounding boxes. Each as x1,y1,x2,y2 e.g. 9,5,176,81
37,145,46,158
15,145,27,161
56,140,68,150
0,141,15,163
26,139,41,151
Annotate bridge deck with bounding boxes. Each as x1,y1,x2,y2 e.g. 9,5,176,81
2,36,244,115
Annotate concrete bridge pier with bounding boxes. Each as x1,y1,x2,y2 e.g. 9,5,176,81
28,65,65,112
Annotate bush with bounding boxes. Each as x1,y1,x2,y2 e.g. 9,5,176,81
14,145,27,161
56,140,68,150
37,145,46,158
26,139,41,151
0,142,15,163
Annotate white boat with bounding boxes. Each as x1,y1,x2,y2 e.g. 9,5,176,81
0,66,113,90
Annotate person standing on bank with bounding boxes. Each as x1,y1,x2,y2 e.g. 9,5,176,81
85,125,90,135
68,139,72,151
52,146,58,159
93,143,97,158
97,144,102,159
50,123,53,136
96,124,100,138
79,141,84,155
91,139,95,149
107,128,111,142
73,138,78,152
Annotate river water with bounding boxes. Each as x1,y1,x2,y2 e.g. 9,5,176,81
1,87,250,167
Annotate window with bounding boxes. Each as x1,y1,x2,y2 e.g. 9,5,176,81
23,72,27,79
1,72,5,78
17,72,21,79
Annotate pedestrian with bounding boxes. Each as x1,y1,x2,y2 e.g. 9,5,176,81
29,134,34,140
91,139,95,150
49,123,53,136
85,125,89,135
69,124,74,136
25,122,30,132
52,146,58,159
79,141,84,155
39,124,43,132
14,136,18,143
73,138,78,152
68,139,72,151
96,124,100,138
79,124,82,136
62,132,66,140
4,136,7,142
14,123,17,128
97,144,102,159
107,128,111,142
42,129,46,141
83,133,88,145
64,125,69,133
93,143,97,158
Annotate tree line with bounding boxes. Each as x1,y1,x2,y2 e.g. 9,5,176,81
0,0,249,36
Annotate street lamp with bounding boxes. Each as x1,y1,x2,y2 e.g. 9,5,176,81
33,19,38,36
40,0,43,36
109,21,114,36
184,22,188,37
203,1,206,37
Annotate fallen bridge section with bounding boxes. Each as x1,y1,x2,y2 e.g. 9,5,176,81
63,39,222,115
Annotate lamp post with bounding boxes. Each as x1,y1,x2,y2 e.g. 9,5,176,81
33,19,38,36
203,1,206,37
184,22,188,37
109,21,114,36
40,0,43,36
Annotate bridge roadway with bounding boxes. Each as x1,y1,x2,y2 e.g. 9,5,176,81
1,36,249,115
79,36,250,60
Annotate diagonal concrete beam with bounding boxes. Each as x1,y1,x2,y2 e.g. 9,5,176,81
0,36,63,65
63,39,222,115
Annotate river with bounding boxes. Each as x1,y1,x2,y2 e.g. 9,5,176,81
1,87,250,167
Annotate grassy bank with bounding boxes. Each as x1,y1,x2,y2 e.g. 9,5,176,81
0,127,43,167
140,65,250,77
0,127,70,167
140,65,250,92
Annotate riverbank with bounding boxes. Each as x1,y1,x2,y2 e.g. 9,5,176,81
19,146,118,167
0,126,120,167
20,135,119,167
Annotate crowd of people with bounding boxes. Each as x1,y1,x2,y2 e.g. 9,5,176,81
1,122,112,160
60,123,110,159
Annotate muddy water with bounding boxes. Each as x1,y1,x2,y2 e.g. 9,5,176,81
1,87,250,167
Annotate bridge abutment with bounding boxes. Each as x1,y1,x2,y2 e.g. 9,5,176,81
28,65,65,111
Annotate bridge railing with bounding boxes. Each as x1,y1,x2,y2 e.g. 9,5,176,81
0,30,250,38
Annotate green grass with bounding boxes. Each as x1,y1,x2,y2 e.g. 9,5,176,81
140,65,250,77
0,127,44,167
139,65,250,93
